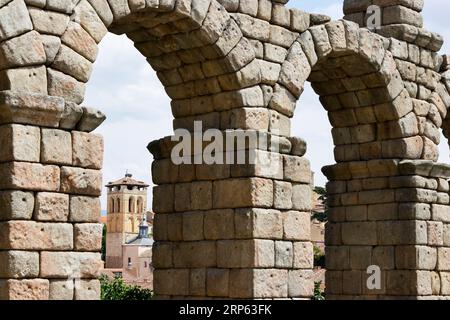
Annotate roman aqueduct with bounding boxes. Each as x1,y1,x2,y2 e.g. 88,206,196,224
1,0,450,299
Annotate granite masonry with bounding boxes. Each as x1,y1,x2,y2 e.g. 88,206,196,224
0,0,450,300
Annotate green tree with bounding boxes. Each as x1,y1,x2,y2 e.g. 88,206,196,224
313,245,325,268
100,275,153,300
101,224,107,261
313,281,325,300
312,186,328,222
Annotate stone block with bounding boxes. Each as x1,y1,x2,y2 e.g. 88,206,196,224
0,124,40,162
291,184,312,211
234,208,283,239
293,241,313,269
60,167,102,196
213,178,273,208
0,279,49,300
0,162,60,192
342,222,377,245
288,269,314,297
49,279,74,300
206,269,229,297
0,250,39,278
438,248,450,271
395,246,437,270
34,192,69,222
204,209,234,240
74,279,100,300
0,190,34,220
41,128,72,165
377,220,427,245
273,180,292,209
0,220,73,250
153,269,189,297
189,268,206,297
69,196,101,222
72,131,104,169
275,241,293,268
173,241,216,268
182,212,204,241
254,269,288,298
217,239,274,268
427,221,443,246
282,211,310,241
74,223,103,251
190,181,212,210
40,251,102,278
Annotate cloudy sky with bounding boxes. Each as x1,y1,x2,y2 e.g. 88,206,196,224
84,0,450,210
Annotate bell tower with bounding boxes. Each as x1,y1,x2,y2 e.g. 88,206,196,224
105,173,149,268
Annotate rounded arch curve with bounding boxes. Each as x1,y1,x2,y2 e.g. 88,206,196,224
277,20,432,163
0,0,259,133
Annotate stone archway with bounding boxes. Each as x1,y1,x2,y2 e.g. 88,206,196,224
0,0,262,300
1,0,450,300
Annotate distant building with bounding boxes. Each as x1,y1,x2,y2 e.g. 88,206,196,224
121,214,154,288
105,173,149,268
311,190,325,250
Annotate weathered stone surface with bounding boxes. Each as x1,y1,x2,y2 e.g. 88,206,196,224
234,208,283,239
60,167,102,196
34,192,69,222
40,251,102,278
0,124,40,162
0,66,48,94
0,162,60,191
0,250,39,278
0,279,49,300
0,221,73,250
41,128,72,165
0,31,46,69
49,279,74,300
213,178,273,208
0,190,34,221
72,131,104,169
74,223,103,251
47,68,86,104
0,91,64,127
74,279,100,300
0,0,33,41
69,195,101,222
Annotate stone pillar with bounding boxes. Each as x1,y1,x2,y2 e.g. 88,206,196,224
0,91,104,300
149,132,314,299
324,160,450,299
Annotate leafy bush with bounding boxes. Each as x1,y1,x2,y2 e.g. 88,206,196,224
100,275,153,300
313,246,325,268
313,281,325,300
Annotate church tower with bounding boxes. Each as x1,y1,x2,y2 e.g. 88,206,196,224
105,173,149,268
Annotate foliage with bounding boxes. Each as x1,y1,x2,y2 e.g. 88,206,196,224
313,245,325,268
312,186,328,222
101,224,107,261
100,275,153,300
313,281,325,300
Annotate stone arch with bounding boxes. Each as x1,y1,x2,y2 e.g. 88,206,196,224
279,20,425,163
2,0,450,301
0,0,256,126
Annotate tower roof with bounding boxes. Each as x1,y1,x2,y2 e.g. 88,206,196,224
126,214,153,246
106,173,149,188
